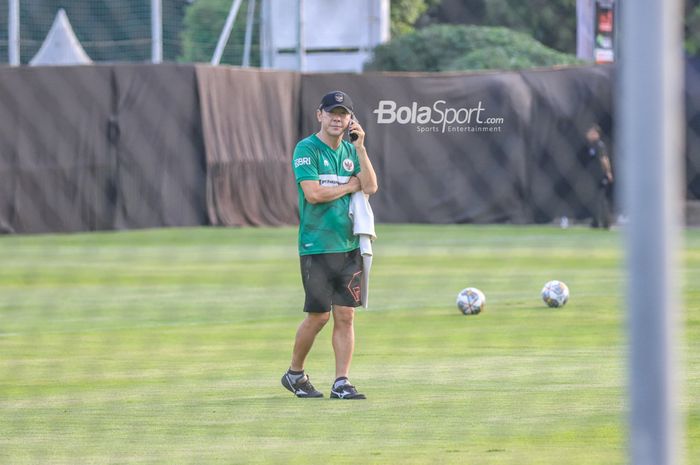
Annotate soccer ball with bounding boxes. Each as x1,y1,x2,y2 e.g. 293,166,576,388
456,287,485,315
541,280,569,308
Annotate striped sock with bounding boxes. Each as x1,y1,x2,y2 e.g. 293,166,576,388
287,369,305,384
333,377,349,389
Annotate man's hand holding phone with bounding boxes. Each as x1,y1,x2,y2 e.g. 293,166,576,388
347,116,365,146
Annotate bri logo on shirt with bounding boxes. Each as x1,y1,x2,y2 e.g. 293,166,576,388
294,157,312,168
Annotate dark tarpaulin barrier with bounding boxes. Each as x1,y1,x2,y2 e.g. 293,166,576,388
0,65,114,234
520,65,615,223
195,66,300,226
300,71,533,224
0,64,207,234
2,62,697,234
111,64,207,229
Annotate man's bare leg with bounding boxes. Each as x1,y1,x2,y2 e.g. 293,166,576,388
290,312,330,371
331,306,355,378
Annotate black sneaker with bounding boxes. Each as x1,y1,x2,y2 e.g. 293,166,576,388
281,372,323,398
330,381,366,400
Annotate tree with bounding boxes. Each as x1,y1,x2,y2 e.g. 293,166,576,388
180,0,259,65
483,0,576,54
423,0,700,57
365,24,580,72
390,0,440,37
420,0,576,53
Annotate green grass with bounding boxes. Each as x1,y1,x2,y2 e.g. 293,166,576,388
0,225,698,464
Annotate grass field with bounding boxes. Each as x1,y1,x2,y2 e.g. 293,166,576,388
1,225,698,465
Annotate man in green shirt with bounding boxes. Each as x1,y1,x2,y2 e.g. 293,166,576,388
282,91,378,400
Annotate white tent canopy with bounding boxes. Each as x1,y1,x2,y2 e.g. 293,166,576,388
30,9,92,66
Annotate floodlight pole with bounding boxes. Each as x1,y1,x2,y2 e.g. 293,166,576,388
8,0,20,66
242,0,256,67
259,0,271,67
151,0,162,63
211,0,245,65
619,0,685,465
297,0,305,72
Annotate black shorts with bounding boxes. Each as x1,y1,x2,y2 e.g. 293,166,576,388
300,249,363,312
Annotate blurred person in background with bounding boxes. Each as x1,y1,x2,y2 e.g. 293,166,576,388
584,124,614,229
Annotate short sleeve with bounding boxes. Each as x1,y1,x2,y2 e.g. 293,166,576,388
293,142,318,183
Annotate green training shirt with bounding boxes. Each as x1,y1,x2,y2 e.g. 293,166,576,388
292,133,361,256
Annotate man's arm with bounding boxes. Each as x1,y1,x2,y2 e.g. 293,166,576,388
354,145,378,195
300,177,361,205
348,120,378,195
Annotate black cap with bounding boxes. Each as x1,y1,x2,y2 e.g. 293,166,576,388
318,91,354,113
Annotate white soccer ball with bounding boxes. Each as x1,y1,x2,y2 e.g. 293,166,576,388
456,287,486,315
541,280,570,308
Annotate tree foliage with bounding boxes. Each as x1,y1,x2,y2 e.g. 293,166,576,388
366,24,580,72
390,0,441,37
423,0,700,57
482,0,576,54
420,0,576,53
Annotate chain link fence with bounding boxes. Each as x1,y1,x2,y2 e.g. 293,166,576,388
0,0,259,64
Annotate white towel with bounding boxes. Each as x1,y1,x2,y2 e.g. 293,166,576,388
349,192,376,243
349,191,376,308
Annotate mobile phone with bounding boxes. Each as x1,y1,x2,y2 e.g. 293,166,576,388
348,114,358,142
